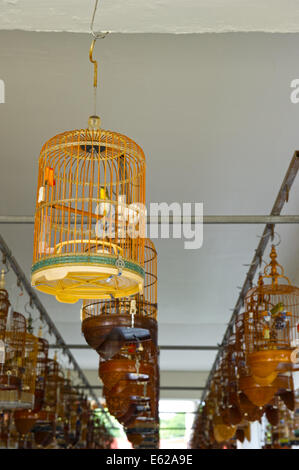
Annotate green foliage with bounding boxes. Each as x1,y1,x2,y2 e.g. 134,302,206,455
93,408,122,438
160,413,186,439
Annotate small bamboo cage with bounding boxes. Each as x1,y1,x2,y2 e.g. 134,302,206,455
20,331,39,408
0,277,10,340
216,337,242,426
33,337,49,412
43,358,64,417
61,376,84,446
0,412,19,449
14,335,49,439
0,411,11,448
0,312,26,408
32,116,146,304
243,245,299,383
81,239,157,356
31,358,64,448
0,314,38,410
196,377,237,447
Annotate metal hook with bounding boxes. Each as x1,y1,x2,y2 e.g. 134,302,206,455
271,231,281,247
16,277,23,292
1,255,9,275
90,0,109,39
89,0,109,116
89,39,98,89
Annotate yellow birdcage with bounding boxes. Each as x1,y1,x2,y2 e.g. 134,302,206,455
0,312,26,408
0,311,38,410
43,358,64,417
235,310,295,409
243,245,299,384
81,239,157,358
21,331,39,408
33,336,49,412
14,335,49,440
31,115,146,304
30,357,64,448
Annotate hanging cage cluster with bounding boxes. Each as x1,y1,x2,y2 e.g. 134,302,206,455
0,277,114,449
29,6,160,446
81,237,159,448
190,245,299,449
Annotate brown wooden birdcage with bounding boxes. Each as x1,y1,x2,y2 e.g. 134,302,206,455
100,355,158,425
31,115,146,304
216,338,243,426
81,239,157,359
243,246,299,384
123,360,159,442
31,358,65,448
14,335,49,440
98,314,159,427
0,275,10,341
43,358,64,417
190,403,215,449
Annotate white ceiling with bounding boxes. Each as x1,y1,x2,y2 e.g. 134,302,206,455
2,0,299,33
0,31,299,384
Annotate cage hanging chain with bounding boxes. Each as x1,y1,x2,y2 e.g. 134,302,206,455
89,0,109,115
135,354,140,376
129,299,137,328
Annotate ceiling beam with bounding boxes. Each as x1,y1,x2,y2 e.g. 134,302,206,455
73,385,205,391
48,344,219,351
1,215,299,225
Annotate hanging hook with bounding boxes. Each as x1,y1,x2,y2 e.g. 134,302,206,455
89,0,109,117
1,255,9,275
24,300,33,316
16,277,23,293
89,39,98,89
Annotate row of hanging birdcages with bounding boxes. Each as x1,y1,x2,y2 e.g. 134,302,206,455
30,114,159,445
0,272,114,449
190,243,299,449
